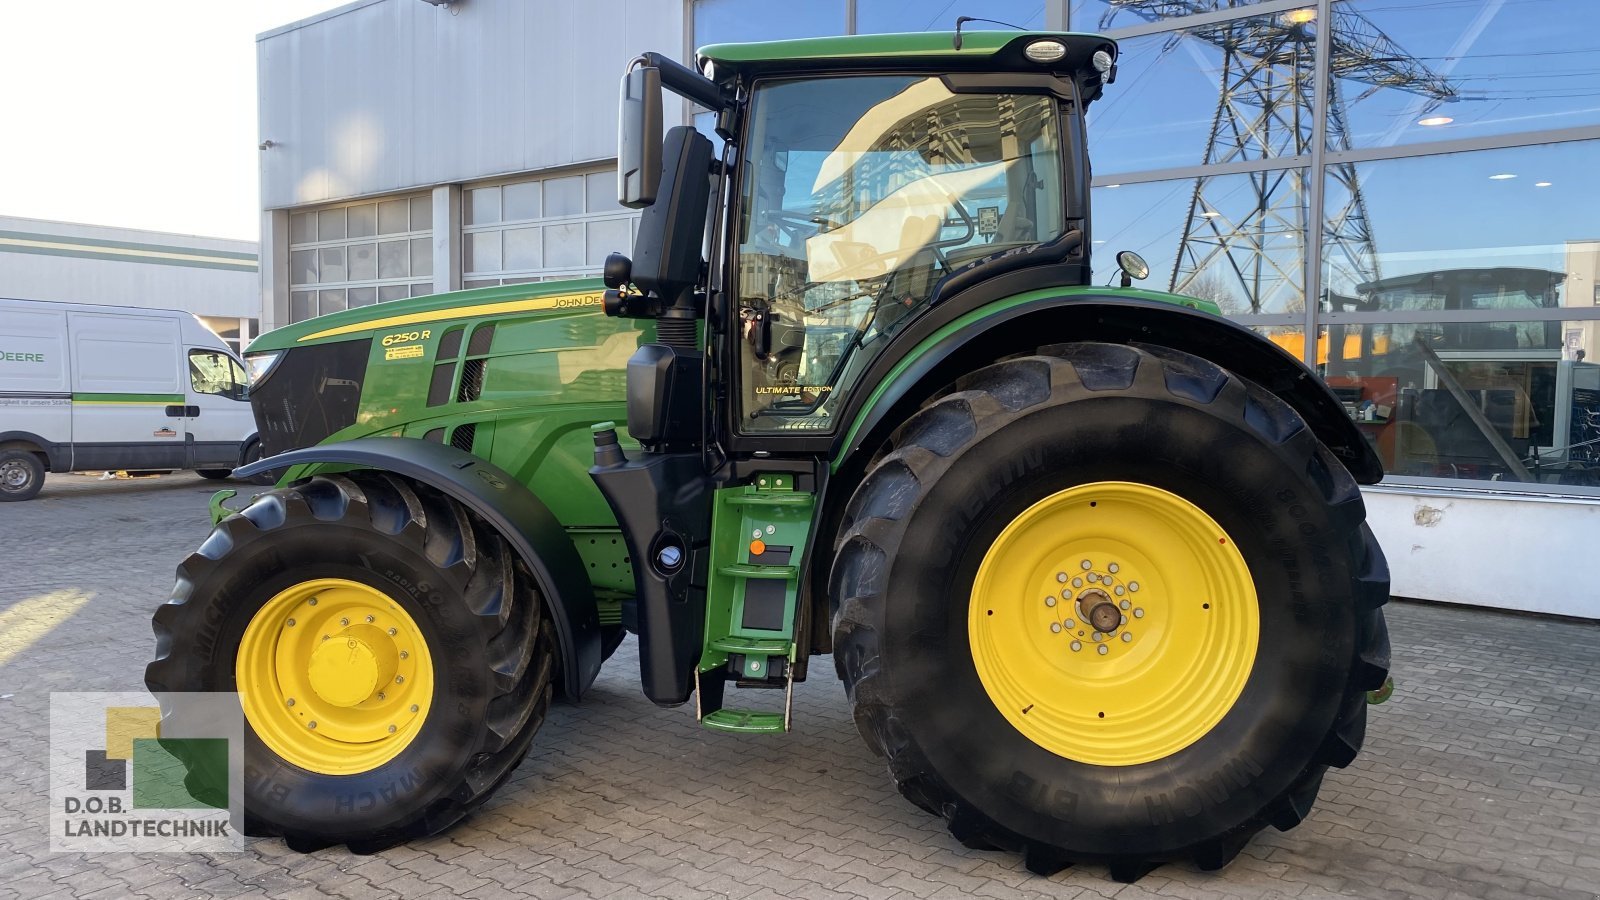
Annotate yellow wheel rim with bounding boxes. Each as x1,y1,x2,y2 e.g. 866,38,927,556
968,482,1258,766
237,578,434,775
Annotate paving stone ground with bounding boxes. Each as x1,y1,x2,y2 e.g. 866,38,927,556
2,472,1598,900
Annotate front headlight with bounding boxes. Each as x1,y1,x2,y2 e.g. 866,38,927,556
245,351,284,387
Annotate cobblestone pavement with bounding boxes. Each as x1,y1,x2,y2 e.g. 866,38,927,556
2,472,1598,900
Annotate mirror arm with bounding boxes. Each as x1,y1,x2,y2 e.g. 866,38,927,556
638,51,730,111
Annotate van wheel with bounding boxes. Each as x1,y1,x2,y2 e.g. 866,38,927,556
197,469,233,480
0,450,45,501
241,439,276,485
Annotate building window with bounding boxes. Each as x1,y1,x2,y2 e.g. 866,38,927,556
1080,0,1600,495
288,195,433,323
460,168,638,288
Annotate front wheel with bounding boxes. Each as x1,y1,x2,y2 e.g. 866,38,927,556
831,343,1390,879
0,449,45,501
146,471,554,851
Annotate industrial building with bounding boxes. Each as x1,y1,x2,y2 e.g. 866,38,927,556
0,215,260,353
255,0,1600,617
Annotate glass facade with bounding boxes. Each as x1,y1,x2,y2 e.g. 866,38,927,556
1077,0,1600,495
288,195,433,323
461,168,639,289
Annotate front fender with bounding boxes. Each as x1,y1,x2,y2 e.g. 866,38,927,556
236,436,602,699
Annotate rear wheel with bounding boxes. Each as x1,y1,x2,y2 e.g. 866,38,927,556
0,450,45,501
831,343,1389,879
146,471,554,850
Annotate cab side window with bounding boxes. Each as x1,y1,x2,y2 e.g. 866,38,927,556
189,350,248,401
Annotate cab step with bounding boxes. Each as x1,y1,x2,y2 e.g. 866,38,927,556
700,709,788,734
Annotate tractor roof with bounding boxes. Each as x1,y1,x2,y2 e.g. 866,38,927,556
697,31,1117,78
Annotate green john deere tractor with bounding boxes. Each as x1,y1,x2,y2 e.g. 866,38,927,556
146,29,1391,879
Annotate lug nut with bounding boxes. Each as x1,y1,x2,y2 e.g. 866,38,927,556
1097,645,1109,655
1122,632,1133,642
378,692,386,701
388,725,397,733
388,627,398,636
340,617,349,626
1050,622,1062,633
400,650,409,659
366,615,375,623
286,698,295,707
1045,596,1057,607
1129,581,1140,592
1064,619,1075,629
395,675,404,684
308,721,317,729
1070,641,1082,652
1108,563,1119,573
308,597,318,606
1056,572,1068,583
1115,585,1126,596
286,618,295,627
1072,577,1083,588
1120,599,1130,609
410,704,419,713
1134,608,1145,618
1080,559,1092,570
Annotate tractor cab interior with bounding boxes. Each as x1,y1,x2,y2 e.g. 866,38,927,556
733,74,1065,430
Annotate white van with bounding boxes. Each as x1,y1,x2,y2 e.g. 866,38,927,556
0,298,263,501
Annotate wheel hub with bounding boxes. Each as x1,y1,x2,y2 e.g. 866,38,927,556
1,461,29,488
237,578,434,775
969,481,1259,766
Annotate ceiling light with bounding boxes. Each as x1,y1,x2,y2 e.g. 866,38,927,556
1489,173,1517,180
1284,9,1316,24
1535,181,1553,187
1417,115,1453,127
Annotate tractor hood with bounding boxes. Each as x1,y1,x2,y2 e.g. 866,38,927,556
249,279,609,352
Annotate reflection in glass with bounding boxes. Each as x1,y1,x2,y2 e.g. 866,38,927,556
289,212,315,244
544,223,584,268
319,289,347,316
317,208,346,242
348,204,377,238
318,247,346,283
503,182,540,221
544,176,584,218
378,199,409,234
857,0,1044,33
694,0,844,45
1317,316,1600,489
348,243,377,281
1087,8,1317,175
411,238,433,278
1334,0,1600,150
378,240,409,279
379,285,410,303
290,249,317,285
348,287,377,308
1072,0,1275,32
1091,173,1307,314
410,197,431,232
290,291,315,322
736,75,1063,432
467,187,500,226
504,227,541,270
1321,140,1600,305
586,219,632,267
464,232,500,273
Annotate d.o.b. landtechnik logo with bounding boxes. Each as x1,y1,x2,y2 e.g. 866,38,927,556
50,692,244,852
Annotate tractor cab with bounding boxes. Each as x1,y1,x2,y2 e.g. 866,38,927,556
602,32,1117,450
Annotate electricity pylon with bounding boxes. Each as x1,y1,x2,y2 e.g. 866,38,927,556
1099,1,1457,312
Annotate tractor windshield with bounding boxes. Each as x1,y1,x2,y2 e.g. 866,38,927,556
734,74,1064,431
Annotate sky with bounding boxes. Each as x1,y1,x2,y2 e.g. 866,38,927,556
0,1,345,242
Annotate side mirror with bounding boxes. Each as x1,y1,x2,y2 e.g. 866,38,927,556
1116,250,1150,288
618,66,663,209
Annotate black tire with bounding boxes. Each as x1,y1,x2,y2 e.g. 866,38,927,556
831,343,1390,880
196,469,233,480
241,439,277,486
0,449,46,501
146,471,553,851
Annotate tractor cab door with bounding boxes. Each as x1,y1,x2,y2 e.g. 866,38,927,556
727,74,1069,438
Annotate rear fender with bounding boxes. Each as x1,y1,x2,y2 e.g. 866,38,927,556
235,436,602,699
837,296,1383,484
